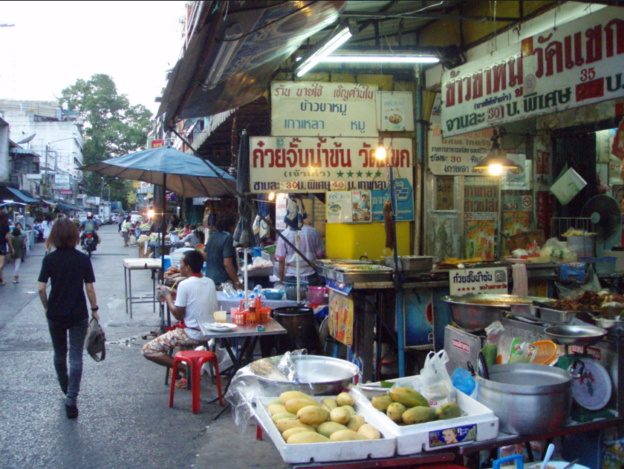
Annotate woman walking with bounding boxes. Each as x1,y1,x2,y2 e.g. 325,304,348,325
41,214,54,254
0,211,15,286
121,216,132,247
10,227,25,283
37,218,99,419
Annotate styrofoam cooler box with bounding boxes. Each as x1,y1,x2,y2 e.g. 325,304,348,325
444,325,485,376
351,376,499,456
254,396,397,464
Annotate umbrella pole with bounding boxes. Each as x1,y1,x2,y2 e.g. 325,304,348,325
244,248,248,300
161,173,167,282
296,231,300,303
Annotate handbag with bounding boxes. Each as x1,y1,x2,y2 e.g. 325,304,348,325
85,317,106,362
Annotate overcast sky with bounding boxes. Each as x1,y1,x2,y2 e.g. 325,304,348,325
0,1,185,116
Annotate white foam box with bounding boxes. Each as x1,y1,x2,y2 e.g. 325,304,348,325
351,376,499,456
254,395,397,464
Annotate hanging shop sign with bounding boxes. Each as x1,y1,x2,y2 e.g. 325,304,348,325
449,267,509,296
376,91,415,131
54,174,71,190
249,136,414,193
464,177,499,213
271,82,378,137
428,123,493,175
441,7,624,138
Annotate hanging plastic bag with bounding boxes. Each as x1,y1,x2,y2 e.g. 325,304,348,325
252,215,261,235
418,350,457,407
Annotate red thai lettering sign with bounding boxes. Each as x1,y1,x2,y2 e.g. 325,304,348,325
441,7,624,137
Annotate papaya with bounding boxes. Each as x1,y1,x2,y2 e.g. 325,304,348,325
285,398,319,414
386,402,407,423
275,418,315,433
282,427,315,440
329,406,351,425
390,387,429,408
267,404,287,416
297,405,330,426
279,391,317,405
336,392,354,406
402,406,436,425
329,429,368,441
346,415,366,432
317,421,348,438
358,424,381,440
435,402,462,420
287,432,330,444
321,397,338,410
371,394,394,411
272,412,297,422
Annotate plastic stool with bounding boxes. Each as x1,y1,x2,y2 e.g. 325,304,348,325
169,350,223,413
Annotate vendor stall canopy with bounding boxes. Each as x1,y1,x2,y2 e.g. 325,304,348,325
157,0,566,129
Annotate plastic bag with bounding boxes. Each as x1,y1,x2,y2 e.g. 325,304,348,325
418,350,457,405
508,339,537,364
604,436,624,469
540,237,577,262
556,264,601,299
451,368,475,396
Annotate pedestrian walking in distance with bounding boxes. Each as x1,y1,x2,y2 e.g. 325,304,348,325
37,218,100,419
9,227,25,283
0,210,15,286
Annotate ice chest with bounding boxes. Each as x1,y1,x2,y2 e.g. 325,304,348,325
351,376,499,456
254,395,397,464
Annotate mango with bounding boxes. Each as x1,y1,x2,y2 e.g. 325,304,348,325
285,398,320,414
346,415,366,432
297,405,329,425
390,387,429,408
275,418,315,433
341,405,356,417
435,402,462,420
267,404,287,416
386,402,407,423
329,429,368,442
317,421,348,438
282,427,315,440
321,397,338,410
272,412,297,422
329,407,351,425
358,424,381,440
287,432,330,444
371,394,394,411
279,391,317,405
402,406,436,425
268,399,282,406
336,392,354,406
321,404,332,413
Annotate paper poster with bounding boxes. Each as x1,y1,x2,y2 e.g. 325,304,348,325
376,91,415,131
429,424,477,448
329,290,354,347
465,215,496,261
464,177,498,213
449,268,509,296
276,193,289,231
371,178,415,222
501,154,530,190
351,190,372,223
428,123,493,176
326,190,371,224
430,215,461,262
435,176,455,210
502,211,531,255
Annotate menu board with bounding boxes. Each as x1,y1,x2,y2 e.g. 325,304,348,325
326,190,372,224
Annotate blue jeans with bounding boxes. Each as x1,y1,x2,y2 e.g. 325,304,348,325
48,319,89,406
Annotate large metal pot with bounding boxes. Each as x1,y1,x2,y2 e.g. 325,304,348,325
272,306,321,354
477,364,573,435
250,354,359,395
442,294,537,331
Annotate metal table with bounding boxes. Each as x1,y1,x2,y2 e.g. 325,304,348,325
122,258,161,318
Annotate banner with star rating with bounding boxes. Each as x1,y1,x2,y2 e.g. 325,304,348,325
249,136,414,195
449,267,509,296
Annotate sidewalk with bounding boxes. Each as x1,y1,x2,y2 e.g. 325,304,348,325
0,225,289,469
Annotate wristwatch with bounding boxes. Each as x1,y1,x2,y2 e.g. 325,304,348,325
91,306,99,311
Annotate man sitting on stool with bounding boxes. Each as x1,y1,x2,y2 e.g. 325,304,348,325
141,250,217,386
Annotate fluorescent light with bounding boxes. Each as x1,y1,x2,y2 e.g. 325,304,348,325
296,25,353,77
322,55,439,64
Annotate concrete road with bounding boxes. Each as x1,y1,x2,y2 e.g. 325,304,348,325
0,225,289,469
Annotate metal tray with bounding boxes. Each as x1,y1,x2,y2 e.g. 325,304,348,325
383,256,434,273
333,270,393,283
536,307,577,325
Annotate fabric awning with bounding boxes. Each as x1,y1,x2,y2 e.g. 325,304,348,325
7,187,39,203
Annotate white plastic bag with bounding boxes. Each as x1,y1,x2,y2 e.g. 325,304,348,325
419,350,457,405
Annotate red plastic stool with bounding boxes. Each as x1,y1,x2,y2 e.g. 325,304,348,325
169,350,223,413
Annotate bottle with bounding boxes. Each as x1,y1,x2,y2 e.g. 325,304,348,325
422,381,452,409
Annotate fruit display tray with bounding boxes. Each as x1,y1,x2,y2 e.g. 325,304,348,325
351,377,499,456
253,395,397,464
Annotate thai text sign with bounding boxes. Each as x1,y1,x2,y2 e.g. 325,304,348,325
249,136,414,193
449,268,508,296
441,8,624,137
271,81,378,137
54,174,71,190
428,124,493,175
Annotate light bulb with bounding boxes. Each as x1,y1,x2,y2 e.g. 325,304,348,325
376,145,387,160
148,209,155,218
268,192,275,201
488,164,503,176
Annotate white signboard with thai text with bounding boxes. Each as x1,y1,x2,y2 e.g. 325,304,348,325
376,91,414,131
449,268,509,296
441,8,624,137
428,124,493,175
54,174,71,190
250,137,413,194
271,82,378,137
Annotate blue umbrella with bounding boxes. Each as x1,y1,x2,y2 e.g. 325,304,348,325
81,146,235,198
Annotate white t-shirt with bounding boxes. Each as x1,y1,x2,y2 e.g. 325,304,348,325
42,220,53,239
174,276,218,340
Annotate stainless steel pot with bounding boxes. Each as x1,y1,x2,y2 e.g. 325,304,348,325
477,364,573,435
250,355,360,395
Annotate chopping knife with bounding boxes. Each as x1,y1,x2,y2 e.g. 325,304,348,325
477,352,489,380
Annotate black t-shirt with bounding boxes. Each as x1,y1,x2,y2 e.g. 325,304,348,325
0,225,9,253
38,248,96,325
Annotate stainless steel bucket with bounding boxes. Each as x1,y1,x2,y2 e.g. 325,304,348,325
477,363,573,435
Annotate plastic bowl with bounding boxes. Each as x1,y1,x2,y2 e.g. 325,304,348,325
263,289,284,300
